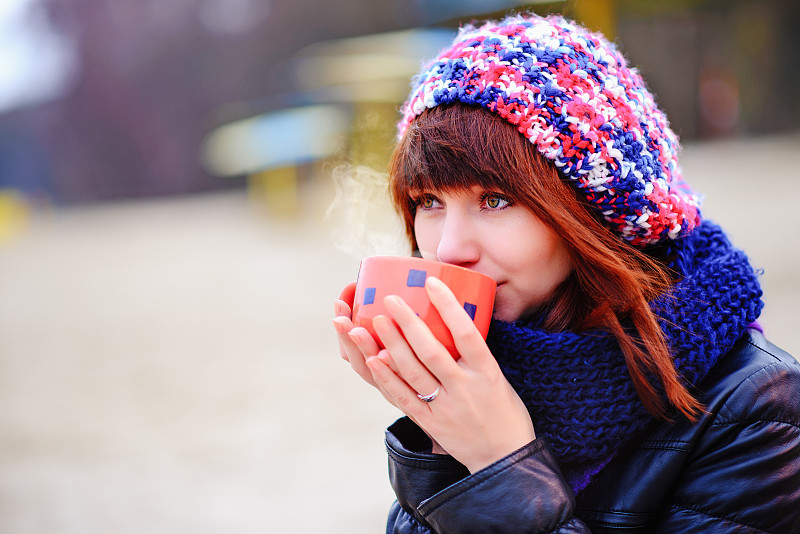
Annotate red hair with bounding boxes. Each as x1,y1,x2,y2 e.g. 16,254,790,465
389,105,701,421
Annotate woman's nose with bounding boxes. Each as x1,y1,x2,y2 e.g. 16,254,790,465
436,214,480,267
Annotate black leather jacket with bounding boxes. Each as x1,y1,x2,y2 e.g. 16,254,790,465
385,331,800,533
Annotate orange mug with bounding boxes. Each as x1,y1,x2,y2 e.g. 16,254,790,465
351,256,496,358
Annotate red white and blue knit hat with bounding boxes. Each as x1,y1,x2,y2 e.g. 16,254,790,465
398,14,702,246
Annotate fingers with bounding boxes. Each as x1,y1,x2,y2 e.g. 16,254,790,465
334,298,381,361
373,314,440,398
348,325,381,359
334,298,351,318
334,281,435,416
333,298,354,362
367,351,438,416
333,299,380,388
331,314,356,360
381,295,461,385
333,323,377,387
425,277,491,368
333,310,406,410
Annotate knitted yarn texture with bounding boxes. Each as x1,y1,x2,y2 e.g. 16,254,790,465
485,220,764,493
399,14,702,246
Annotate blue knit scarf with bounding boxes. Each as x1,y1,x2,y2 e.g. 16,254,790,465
485,220,764,494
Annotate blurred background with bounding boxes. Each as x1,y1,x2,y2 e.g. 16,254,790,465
0,0,798,532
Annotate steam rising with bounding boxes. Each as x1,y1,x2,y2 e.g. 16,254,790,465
325,165,408,258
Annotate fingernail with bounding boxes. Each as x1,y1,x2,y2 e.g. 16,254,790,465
365,355,382,371
426,276,446,291
383,295,402,309
372,315,388,330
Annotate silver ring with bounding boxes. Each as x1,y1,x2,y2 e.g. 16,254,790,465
416,386,440,403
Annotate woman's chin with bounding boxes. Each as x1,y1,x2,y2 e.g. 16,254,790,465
491,306,519,323
492,297,541,323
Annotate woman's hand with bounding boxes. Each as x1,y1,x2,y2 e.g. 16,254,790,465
363,276,536,473
333,282,416,417
332,281,382,389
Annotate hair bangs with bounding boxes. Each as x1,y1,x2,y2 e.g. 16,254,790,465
390,105,532,220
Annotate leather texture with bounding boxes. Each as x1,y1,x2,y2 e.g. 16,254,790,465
385,331,800,533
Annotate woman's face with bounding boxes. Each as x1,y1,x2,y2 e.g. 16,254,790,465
413,186,573,322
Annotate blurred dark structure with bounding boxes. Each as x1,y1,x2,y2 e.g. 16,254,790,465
0,0,798,205
616,0,800,139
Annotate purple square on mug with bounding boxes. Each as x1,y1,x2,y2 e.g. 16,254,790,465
407,269,427,288
363,287,376,305
464,302,477,320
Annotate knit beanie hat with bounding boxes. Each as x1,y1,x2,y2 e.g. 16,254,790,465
398,14,702,246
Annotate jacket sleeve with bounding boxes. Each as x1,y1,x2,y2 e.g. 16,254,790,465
385,417,591,534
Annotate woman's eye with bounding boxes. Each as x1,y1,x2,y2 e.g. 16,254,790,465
419,195,440,209
483,195,510,209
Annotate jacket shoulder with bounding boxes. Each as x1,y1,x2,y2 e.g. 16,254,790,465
665,331,800,532
700,331,800,426
577,331,800,533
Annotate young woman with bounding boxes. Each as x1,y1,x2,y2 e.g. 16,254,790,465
332,13,800,533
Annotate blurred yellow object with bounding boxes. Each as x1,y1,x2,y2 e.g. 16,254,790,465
249,166,299,217
570,0,617,40
348,101,397,171
0,189,29,243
